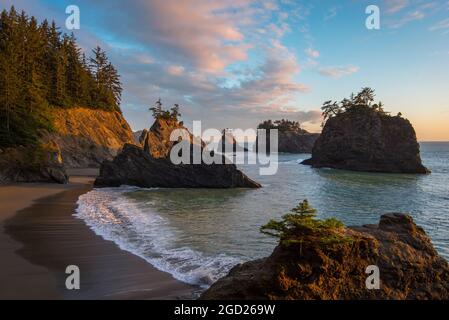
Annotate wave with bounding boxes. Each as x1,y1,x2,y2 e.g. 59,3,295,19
74,187,241,288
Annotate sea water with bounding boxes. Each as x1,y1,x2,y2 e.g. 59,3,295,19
75,142,449,288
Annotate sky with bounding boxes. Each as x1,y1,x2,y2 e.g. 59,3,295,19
1,0,449,140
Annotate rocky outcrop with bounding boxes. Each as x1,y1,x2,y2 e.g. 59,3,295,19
201,213,449,300
94,143,261,188
0,140,68,184
302,110,429,173
45,107,135,168
220,130,249,152
257,129,320,154
137,118,204,158
277,132,320,153
96,118,260,188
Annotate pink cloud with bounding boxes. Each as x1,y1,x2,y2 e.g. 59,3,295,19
135,0,254,73
385,0,409,14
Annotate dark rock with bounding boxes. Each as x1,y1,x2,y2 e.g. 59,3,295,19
220,130,249,152
302,110,429,173
0,141,68,184
94,144,261,188
200,213,449,300
257,130,320,154
277,132,320,153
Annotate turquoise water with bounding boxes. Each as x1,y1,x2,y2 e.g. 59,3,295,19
76,142,449,287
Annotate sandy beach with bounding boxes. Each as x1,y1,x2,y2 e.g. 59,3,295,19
0,174,198,300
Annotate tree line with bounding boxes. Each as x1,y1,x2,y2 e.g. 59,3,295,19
321,87,395,125
257,119,306,133
0,6,122,147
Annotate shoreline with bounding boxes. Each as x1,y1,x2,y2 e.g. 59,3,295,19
0,176,198,300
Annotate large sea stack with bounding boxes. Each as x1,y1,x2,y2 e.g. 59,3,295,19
201,213,449,300
302,89,429,173
95,118,261,188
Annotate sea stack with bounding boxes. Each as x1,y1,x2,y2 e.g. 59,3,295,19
302,89,429,173
95,117,261,188
201,213,449,300
257,119,320,154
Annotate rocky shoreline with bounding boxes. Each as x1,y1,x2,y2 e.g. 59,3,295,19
201,213,449,300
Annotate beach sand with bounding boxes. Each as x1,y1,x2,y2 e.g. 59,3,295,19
0,174,198,300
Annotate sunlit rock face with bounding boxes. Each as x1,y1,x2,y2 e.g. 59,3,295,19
201,213,449,300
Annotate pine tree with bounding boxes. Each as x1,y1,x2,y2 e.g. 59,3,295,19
0,6,123,147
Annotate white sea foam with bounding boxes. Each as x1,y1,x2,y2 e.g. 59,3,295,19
74,187,241,288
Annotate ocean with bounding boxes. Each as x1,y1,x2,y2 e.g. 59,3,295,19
75,142,449,289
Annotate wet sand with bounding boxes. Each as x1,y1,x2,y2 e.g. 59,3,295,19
0,177,198,299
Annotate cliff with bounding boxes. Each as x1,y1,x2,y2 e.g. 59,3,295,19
0,107,134,184
201,213,449,300
95,118,261,188
46,107,135,168
302,110,429,173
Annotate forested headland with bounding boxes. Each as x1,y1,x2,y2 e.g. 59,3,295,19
0,6,122,147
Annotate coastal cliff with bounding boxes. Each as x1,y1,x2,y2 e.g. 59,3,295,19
95,117,261,188
46,107,135,168
201,213,449,300
0,108,134,184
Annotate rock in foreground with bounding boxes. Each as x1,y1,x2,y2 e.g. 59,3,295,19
94,144,261,188
201,213,449,300
302,109,429,173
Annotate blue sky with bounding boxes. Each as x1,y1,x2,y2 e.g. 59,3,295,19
1,0,448,140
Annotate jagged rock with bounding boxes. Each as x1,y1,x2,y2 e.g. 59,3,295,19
137,118,204,158
94,143,261,188
201,213,449,300
96,118,260,188
302,110,429,173
0,141,68,184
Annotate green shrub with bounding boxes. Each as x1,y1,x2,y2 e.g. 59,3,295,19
260,200,353,248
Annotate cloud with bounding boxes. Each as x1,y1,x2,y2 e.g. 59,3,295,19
388,9,426,28
305,48,320,58
318,65,359,78
429,17,449,31
3,0,318,131
167,65,185,76
385,0,409,14
324,7,338,20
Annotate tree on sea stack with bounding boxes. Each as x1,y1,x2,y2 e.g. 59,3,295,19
149,98,163,118
149,99,182,121
321,87,388,125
